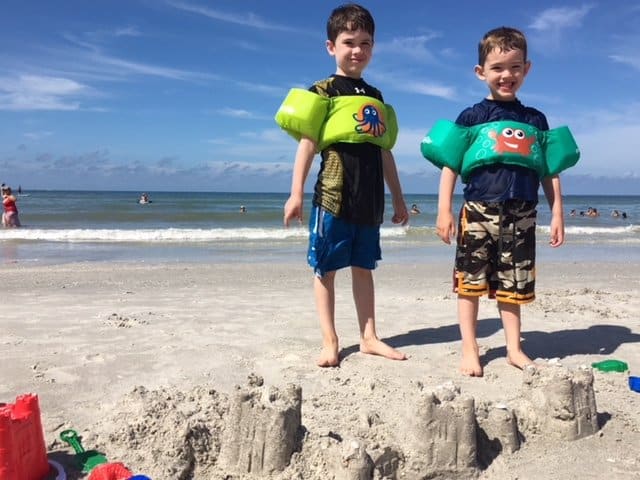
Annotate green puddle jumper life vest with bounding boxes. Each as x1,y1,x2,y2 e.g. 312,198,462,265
275,88,398,152
420,119,580,181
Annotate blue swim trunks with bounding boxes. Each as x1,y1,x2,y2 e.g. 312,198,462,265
307,206,381,277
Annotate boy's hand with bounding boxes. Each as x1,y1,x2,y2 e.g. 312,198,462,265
284,195,303,227
391,199,409,226
548,213,565,247
436,211,456,244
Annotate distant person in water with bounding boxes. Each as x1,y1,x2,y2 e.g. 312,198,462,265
410,204,421,214
139,193,151,204
2,186,21,227
240,205,247,213
586,207,599,217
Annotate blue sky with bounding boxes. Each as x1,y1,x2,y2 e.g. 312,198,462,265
1,1,639,194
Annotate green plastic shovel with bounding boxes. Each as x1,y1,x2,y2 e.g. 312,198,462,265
60,429,108,473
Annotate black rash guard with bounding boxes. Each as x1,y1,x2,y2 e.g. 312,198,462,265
310,74,385,226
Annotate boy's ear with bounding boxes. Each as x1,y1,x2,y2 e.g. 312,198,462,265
474,64,485,80
326,40,336,56
524,60,532,76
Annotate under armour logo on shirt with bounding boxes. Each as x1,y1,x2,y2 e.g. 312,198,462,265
354,87,366,94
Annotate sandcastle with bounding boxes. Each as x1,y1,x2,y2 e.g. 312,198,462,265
80,364,599,479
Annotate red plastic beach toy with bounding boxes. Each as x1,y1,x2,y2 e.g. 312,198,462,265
0,393,50,480
88,461,133,480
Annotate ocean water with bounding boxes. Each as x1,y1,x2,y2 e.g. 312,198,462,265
1,190,638,265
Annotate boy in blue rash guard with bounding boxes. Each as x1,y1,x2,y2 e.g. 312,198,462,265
283,4,409,367
435,27,566,377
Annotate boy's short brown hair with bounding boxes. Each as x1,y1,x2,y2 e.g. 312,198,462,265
478,27,527,65
326,3,375,43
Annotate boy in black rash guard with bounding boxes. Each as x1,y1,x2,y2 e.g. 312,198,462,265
282,4,409,367
435,27,566,377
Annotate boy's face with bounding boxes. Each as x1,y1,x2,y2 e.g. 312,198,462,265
475,47,530,101
326,29,373,79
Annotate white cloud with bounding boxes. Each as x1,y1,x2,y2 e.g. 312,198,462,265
400,81,457,101
610,52,640,71
205,127,295,160
217,108,258,119
369,69,456,101
10,75,85,95
89,52,214,82
375,34,440,62
81,26,142,44
528,4,595,53
24,131,53,140
114,26,142,37
166,1,302,33
234,80,286,97
529,5,594,32
0,74,89,111
20,32,219,86
205,160,291,177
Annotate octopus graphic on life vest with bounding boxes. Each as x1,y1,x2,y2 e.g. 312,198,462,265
352,103,386,138
488,126,536,155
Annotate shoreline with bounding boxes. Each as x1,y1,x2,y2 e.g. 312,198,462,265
2,236,639,267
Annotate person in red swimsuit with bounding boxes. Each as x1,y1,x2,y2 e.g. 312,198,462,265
2,186,21,227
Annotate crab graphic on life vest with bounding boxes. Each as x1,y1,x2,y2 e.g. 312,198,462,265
488,126,537,156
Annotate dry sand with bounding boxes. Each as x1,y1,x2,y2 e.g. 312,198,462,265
1,260,639,479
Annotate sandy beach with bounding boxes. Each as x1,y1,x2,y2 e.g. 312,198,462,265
1,259,639,479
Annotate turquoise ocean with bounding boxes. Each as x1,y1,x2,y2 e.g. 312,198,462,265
1,191,638,265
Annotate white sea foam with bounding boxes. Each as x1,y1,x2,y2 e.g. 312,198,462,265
0,223,636,243
561,224,638,235
0,224,413,243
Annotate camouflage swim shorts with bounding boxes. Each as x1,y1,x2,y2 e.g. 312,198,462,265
454,200,537,304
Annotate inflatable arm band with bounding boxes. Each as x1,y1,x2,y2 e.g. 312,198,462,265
274,89,328,144
542,126,580,177
275,88,399,151
419,120,469,173
420,120,579,180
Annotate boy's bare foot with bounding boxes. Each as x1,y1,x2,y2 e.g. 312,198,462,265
317,342,340,367
506,349,536,370
360,337,407,361
460,344,483,377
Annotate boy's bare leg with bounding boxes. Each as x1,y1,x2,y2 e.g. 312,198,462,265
499,301,535,369
458,295,483,376
351,267,407,360
314,271,340,367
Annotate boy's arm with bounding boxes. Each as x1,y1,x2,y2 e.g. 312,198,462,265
541,174,564,247
284,136,316,226
436,167,458,244
382,149,409,225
